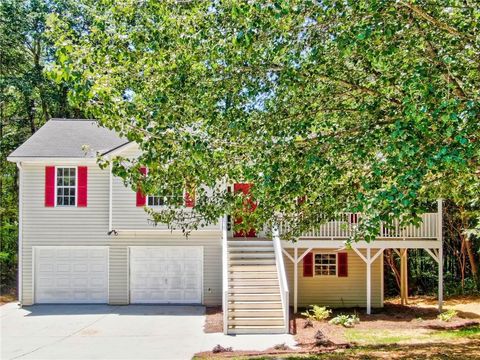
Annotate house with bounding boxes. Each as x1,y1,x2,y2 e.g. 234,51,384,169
8,118,444,334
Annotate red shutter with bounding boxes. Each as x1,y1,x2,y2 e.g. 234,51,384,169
185,190,195,207
303,252,314,277
45,166,55,207
136,167,147,206
338,252,348,277
77,166,88,207
233,183,257,237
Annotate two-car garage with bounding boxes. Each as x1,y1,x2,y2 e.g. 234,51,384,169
33,246,204,304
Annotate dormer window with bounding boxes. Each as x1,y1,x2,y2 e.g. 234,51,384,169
56,167,76,206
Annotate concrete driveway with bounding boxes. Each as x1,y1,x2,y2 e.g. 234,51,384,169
1,303,296,360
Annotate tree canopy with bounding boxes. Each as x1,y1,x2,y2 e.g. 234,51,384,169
48,0,480,240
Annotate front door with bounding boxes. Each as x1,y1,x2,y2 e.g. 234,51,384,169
233,183,257,237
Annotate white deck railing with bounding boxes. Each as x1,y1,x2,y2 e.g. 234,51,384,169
221,216,229,334
272,226,290,333
279,212,438,240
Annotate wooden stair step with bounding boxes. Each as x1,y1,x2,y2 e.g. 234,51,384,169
227,326,286,334
228,241,273,246
229,259,276,265
229,294,281,301
229,265,277,272
230,279,279,286
228,301,282,309
229,272,278,279
229,247,274,252
228,309,284,318
228,318,285,326
229,253,275,259
228,287,280,294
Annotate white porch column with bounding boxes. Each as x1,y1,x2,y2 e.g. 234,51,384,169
438,199,444,311
366,248,372,315
294,247,298,313
438,245,443,312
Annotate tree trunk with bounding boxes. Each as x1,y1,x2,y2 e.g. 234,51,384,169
385,249,401,293
26,98,36,135
465,239,479,289
459,207,479,289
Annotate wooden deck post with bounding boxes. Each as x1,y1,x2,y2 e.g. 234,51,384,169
294,247,298,313
400,249,408,305
366,248,371,315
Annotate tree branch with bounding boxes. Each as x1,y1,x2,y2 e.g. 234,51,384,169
398,1,475,41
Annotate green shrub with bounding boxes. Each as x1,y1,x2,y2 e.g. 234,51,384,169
329,314,360,328
437,309,458,322
301,305,332,322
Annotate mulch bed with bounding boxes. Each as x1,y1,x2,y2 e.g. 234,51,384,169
195,345,346,359
204,306,223,333
293,303,479,342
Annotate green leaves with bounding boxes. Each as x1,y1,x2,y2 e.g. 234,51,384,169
47,0,480,240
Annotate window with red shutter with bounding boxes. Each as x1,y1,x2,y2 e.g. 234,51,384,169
303,252,313,277
185,190,195,207
338,252,348,277
45,166,55,207
136,167,147,206
77,166,88,207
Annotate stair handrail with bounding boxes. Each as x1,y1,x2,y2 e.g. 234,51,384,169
222,215,229,334
272,225,289,333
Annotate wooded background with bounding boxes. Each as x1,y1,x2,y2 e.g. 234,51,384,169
1,0,479,298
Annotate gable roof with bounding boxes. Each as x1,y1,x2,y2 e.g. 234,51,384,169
8,118,128,160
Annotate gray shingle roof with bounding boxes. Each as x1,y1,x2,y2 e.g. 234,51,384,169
8,118,128,159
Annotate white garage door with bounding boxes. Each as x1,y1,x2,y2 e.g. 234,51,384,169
34,247,108,303
130,246,203,304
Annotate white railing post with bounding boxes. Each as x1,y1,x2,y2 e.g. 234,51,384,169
437,199,443,311
272,225,290,334
222,215,229,334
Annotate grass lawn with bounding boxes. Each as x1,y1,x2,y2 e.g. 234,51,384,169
344,325,480,345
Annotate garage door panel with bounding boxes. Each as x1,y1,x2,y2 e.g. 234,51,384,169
130,246,202,304
72,263,86,272
35,247,108,304
38,263,54,272
56,263,71,272
166,262,182,273
184,290,200,301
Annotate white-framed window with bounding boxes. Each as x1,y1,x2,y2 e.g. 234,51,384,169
147,188,184,207
314,253,337,276
56,167,77,206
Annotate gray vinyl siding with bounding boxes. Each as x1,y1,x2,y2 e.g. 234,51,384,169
283,249,383,308
19,162,222,306
111,145,220,231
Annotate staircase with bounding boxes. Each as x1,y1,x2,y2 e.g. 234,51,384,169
225,238,287,334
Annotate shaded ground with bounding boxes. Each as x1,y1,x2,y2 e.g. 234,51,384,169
0,288,16,305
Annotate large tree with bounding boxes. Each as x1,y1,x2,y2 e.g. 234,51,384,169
0,0,83,291
48,0,479,240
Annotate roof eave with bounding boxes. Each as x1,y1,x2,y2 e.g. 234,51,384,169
7,156,99,163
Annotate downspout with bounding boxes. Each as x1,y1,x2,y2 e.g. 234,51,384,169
16,162,23,306
108,162,113,233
